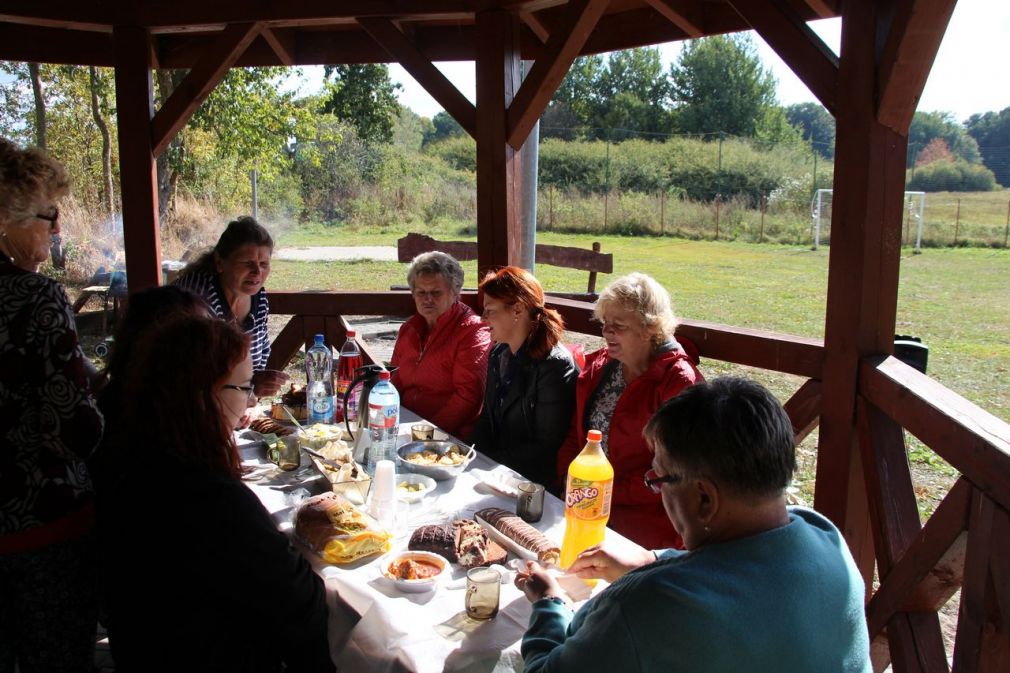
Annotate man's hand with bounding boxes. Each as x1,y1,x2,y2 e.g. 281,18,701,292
567,542,656,583
253,369,290,397
515,561,570,605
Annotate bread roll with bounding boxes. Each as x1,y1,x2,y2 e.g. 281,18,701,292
295,493,391,564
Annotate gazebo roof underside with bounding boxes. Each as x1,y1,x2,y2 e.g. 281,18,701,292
0,0,838,67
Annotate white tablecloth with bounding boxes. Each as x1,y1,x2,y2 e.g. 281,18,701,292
237,410,634,673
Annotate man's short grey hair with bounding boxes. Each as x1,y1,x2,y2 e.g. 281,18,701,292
594,272,678,347
407,251,465,295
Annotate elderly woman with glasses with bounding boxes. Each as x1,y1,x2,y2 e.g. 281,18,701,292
390,251,491,439
99,316,335,672
0,139,105,671
556,273,702,550
174,216,288,398
518,378,872,673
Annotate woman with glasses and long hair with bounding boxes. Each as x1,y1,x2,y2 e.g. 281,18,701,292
99,316,334,672
555,273,702,550
468,266,578,487
174,216,288,398
390,251,491,438
517,378,871,673
0,138,105,671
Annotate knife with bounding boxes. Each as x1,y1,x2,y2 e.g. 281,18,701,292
300,445,345,472
281,404,305,431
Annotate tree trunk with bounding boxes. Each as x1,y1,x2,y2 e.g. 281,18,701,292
89,66,115,216
28,63,46,149
154,70,186,222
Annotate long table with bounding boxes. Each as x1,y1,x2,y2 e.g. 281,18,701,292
237,410,635,673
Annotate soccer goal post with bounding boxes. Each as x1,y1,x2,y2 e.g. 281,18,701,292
810,190,926,252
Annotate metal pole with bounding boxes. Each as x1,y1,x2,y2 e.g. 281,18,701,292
812,149,818,197
604,130,611,232
953,198,960,246
520,60,538,272
660,190,665,235
759,195,766,243
914,192,925,253
1004,199,1009,248
251,160,258,220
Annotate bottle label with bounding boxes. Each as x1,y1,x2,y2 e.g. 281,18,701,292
565,476,613,521
369,403,398,429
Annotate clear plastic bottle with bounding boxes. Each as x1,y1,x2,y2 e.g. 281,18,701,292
559,429,614,570
305,334,334,424
335,330,363,424
366,370,400,475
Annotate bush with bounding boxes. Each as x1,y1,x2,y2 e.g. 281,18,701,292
908,160,998,192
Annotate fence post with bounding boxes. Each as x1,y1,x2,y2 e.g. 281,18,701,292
953,198,960,246
714,196,720,241
903,196,911,247
1004,199,1009,248
549,185,554,231
660,190,665,235
759,195,766,243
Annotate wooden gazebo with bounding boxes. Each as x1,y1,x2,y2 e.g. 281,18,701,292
2,1,1007,669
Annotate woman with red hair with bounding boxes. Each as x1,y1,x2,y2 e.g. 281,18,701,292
469,267,578,487
99,316,334,673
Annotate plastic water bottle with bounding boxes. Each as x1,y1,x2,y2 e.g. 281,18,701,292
305,334,333,424
366,370,400,475
336,330,363,424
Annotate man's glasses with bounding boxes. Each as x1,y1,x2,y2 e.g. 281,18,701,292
222,383,256,401
644,467,682,494
34,208,59,230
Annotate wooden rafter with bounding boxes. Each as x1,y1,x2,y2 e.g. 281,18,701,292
877,0,958,134
727,0,838,114
519,10,550,43
799,0,838,19
782,378,821,444
356,17,477,139
506,0,609,150
952,489,996,671
260,26,295,66
642,0,703,38
150,22,262,158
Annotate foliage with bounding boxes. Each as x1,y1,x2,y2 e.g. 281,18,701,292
392,107,432,153
321,65,401,144
669,34,778,137
907,111,981,167
965,107,1010,187
907,159,997,192
915,138,954,167
424,135,476,173
424,111,466,145
785,102,835,158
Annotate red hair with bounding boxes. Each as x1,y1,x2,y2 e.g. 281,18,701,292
478,266,565,360
117,316,249,478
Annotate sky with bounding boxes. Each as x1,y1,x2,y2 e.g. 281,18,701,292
294,0,1010,124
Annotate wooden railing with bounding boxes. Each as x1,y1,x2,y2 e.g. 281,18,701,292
266,290,1010,672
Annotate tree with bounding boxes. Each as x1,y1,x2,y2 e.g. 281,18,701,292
669,34,778,138
424,111,466,145
89,66,114,215
553,55,605,133
321,64,401,144
907,111,980,167
965,107,1010,187
28,63,46,149
785,102,835,158
915,137,954,167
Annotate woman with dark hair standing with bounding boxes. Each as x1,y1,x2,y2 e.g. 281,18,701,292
0,138,104,671
174,216,288,397
468,267,578,487
99,316,334,673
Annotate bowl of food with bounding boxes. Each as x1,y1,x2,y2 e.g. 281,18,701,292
383,550,448,592
395,474,437,503
396,440,475,481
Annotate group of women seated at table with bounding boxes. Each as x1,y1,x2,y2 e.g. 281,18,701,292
1,139,870,673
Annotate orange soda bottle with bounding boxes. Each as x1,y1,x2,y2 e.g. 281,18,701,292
559,430,614,570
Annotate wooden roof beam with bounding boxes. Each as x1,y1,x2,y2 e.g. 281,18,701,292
506,0,609,150
728,0,838,115
519,10,550,43
260,27,296,66
798,0,838,19
150,22,263,158
877,0,957,134
356,17,477,139
642,0,704,38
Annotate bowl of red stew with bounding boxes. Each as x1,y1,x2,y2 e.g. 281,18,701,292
383,551,448,593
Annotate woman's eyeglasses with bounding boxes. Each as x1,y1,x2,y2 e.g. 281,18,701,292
222,383,256,401
644,467,682,494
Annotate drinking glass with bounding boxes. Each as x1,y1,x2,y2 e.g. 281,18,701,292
517,481,545,523
465,567,501,620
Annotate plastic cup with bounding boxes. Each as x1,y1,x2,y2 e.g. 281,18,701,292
465,567,501,620
369,459,397,529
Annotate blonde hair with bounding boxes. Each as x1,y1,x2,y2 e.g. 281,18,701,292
594,272,678,347
0,139,70,226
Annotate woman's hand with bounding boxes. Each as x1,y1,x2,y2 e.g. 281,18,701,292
567,543,656,583
515,561,570,605
252,369,290,397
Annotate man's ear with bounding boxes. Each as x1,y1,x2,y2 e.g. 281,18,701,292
695,478,720,527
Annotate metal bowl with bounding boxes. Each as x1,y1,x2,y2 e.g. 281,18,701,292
396,440,475,481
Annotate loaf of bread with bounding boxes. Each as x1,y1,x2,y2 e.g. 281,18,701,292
475,507,560,565
408,519,506,569
295,493,391,564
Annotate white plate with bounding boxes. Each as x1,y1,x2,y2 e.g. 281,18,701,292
382,550,449,593
395,474,436,503
473,512,539,562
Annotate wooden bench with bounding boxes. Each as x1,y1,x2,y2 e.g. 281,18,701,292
396,233,613,300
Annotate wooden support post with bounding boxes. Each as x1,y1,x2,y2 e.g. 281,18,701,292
113,25,161,293
475,9,523,275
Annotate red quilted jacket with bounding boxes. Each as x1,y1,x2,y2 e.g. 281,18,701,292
390,301,491,439
556,340,703,550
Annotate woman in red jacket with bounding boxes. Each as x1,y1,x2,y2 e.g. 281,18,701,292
557,273,702,550
391,251,491,438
